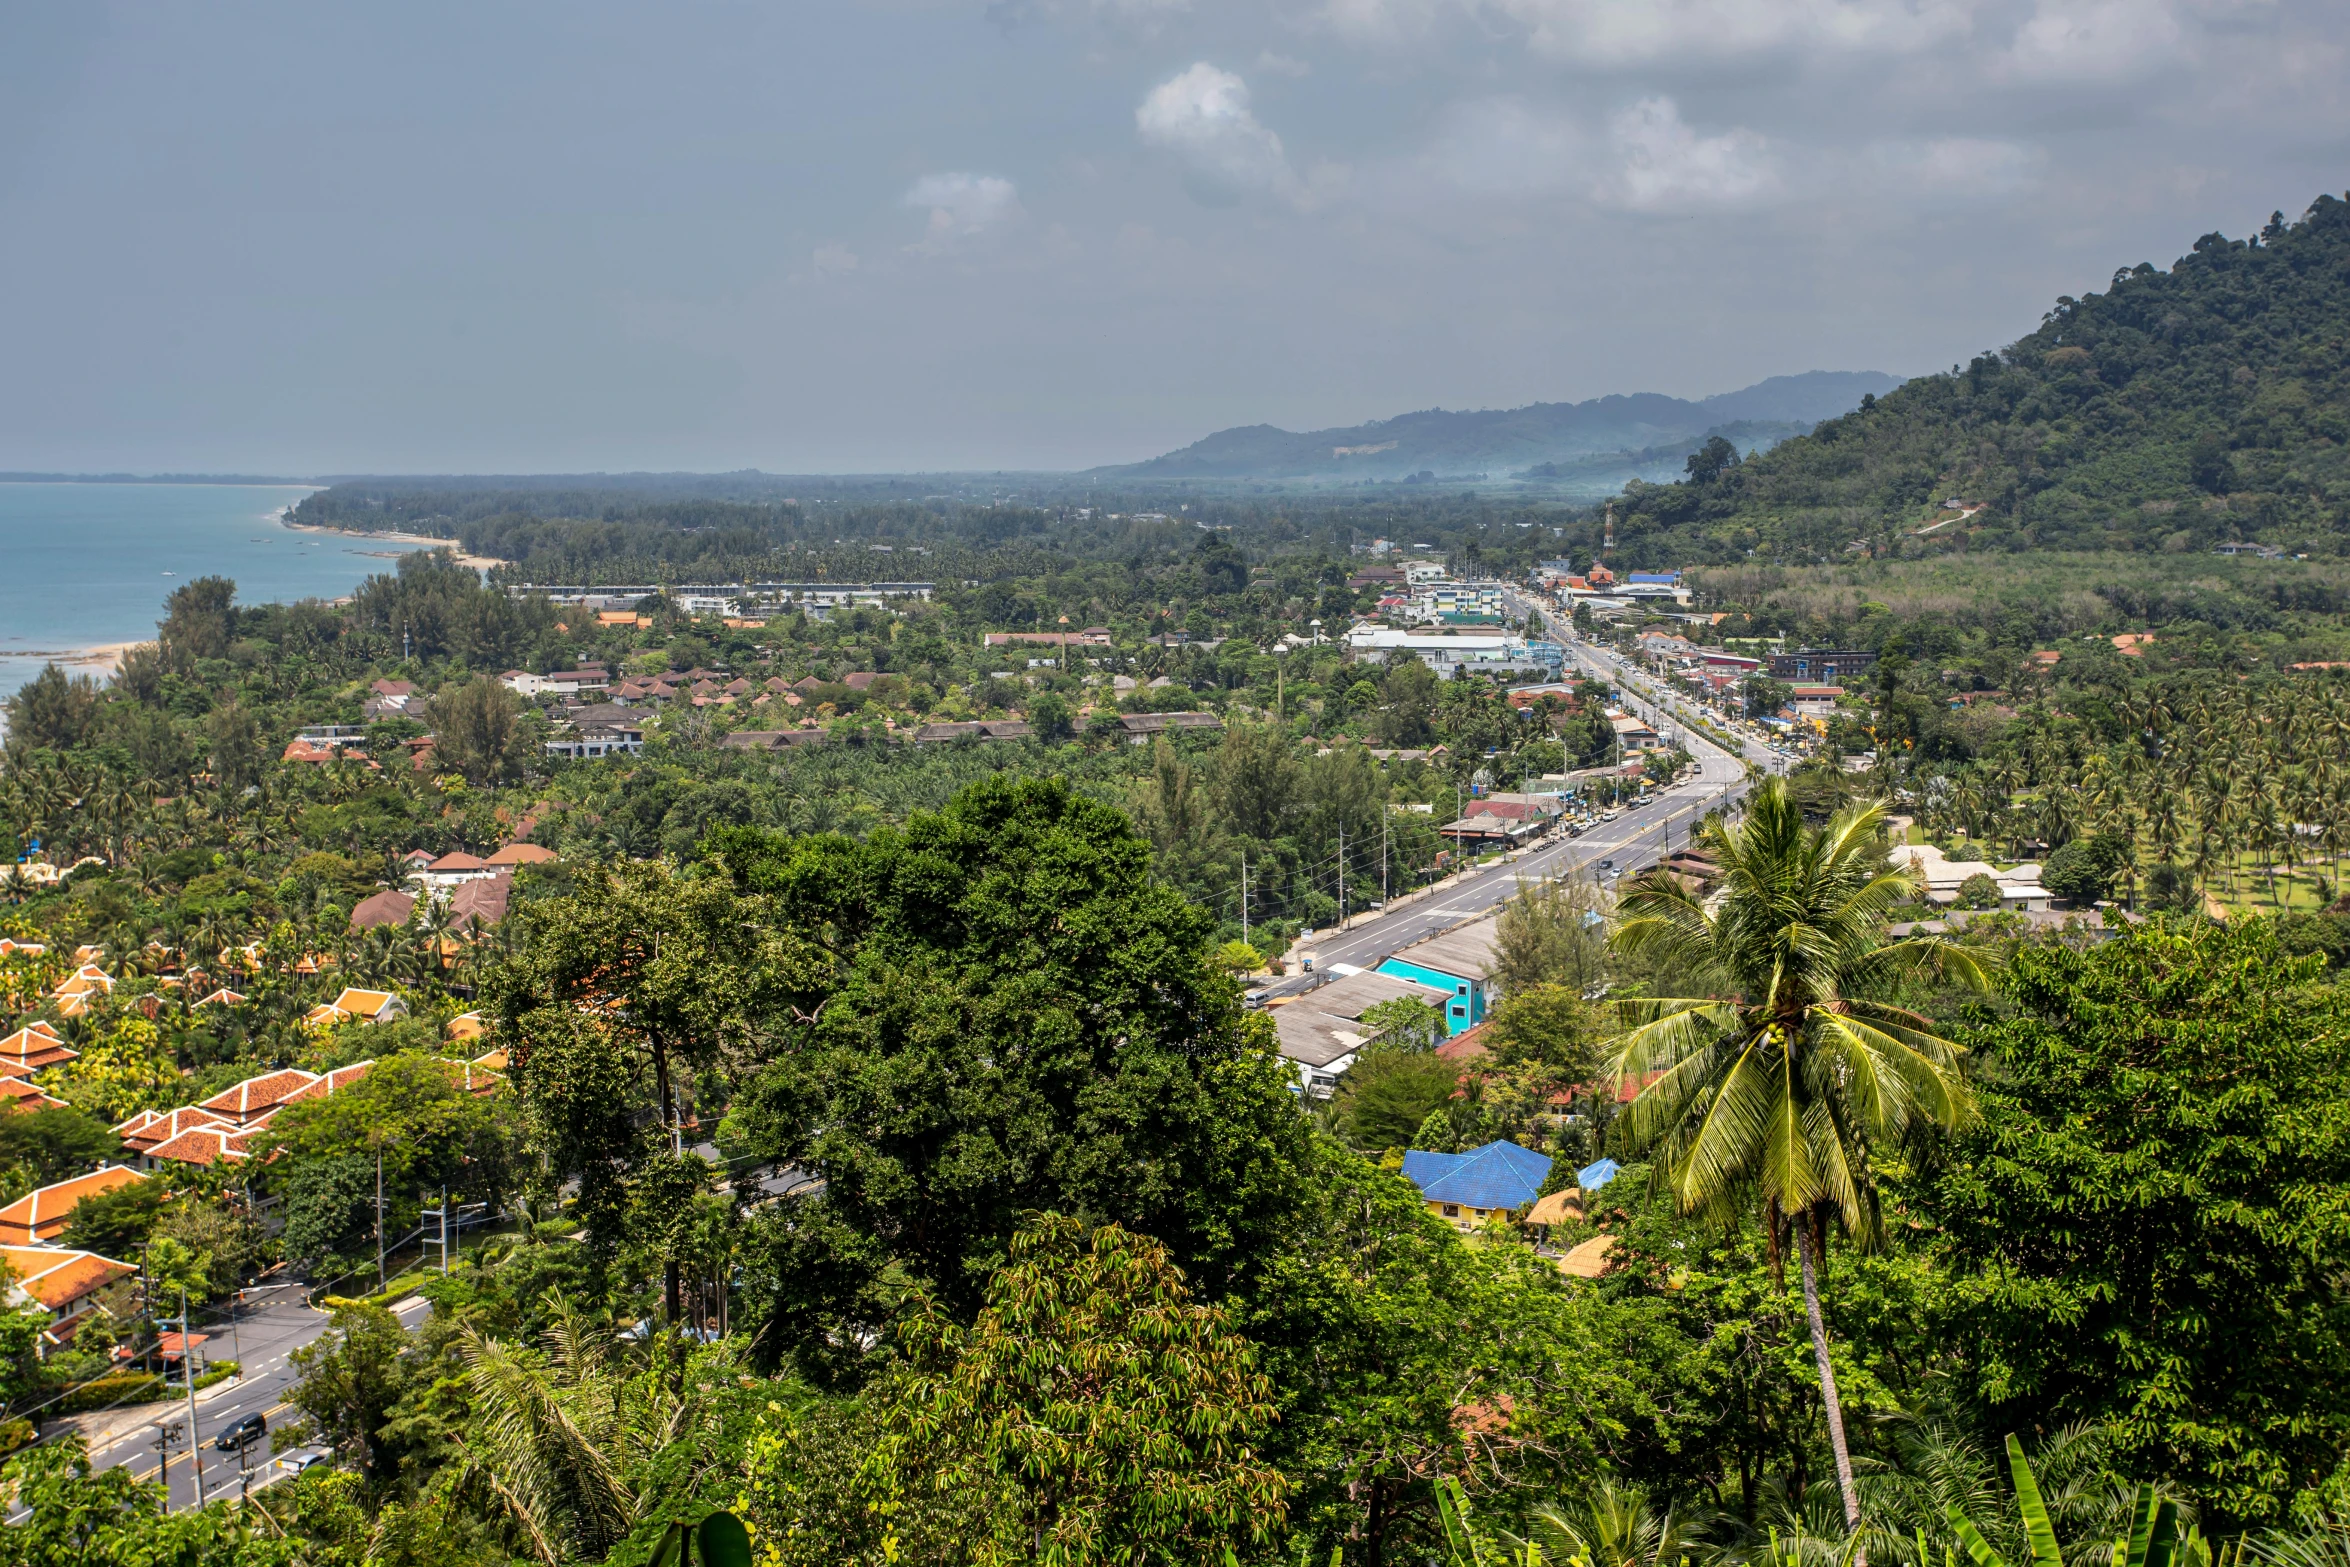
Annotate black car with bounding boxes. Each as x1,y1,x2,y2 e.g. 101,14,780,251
215,1412,267,1452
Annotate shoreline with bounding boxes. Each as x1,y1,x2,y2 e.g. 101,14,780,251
0,641,139,678
279,516,506,572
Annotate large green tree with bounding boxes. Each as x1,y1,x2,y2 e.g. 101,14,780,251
710,776,1311,1382
1919,918,2350,1525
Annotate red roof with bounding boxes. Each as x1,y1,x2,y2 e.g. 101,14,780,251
427,852,489,872
0,1165,148,1243
146,1127,252,1167
119,1106,233,1152
197,1069,323,1123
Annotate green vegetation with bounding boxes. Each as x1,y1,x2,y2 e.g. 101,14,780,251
1607,194,2350,565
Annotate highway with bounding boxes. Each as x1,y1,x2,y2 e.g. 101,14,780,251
1273,626,1764,995
52,1284,433,1515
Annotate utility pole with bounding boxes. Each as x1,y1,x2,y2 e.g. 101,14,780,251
1239,854,1248,945
1381,811,1389,906
442,1184,451,1275
180,1286,206,1510
375,1145,385,1293
1337,827,1346,926
156,1419,181,1497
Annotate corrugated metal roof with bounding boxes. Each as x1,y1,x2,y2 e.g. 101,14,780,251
1388,919,1502,984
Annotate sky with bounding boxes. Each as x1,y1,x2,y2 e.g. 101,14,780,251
1,0,2344,474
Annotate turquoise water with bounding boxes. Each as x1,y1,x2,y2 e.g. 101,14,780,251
0,483,440,700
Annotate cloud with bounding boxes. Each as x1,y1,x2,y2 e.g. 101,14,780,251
1869,136,2046,195
900,173,1023,248
1425,99,1589,196
1322,0,1971,65
1136,63,1300,204
1600,97,1778,211
1255,49,1314,76
2000,0,2185,80
809,243,861,278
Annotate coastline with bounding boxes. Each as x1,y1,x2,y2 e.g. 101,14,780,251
279,516,506,572
3,641,139,679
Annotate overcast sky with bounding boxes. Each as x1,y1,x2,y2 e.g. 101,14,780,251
2,1,2344,473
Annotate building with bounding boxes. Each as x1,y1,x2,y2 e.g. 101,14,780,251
350,888,417,930
1892,844,2050,911
484,842,557,869
412,852,499,893
304,988,410,1028
981,629,1112,650
1768,649,1878,684
2,1244,137,1347
501,665,610,698
1377,919,1504,1034
0,1165,149,1246
1346,627,1564,680
1117,712,1224,742
0,1021,78,1074
1787,685,1844,718
196,1068,326,1128
1270,970,1457,1096
1401,1140,1553,1230
544,705,646,760
907,720,1034,743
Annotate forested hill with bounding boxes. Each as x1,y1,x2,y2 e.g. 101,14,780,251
1605,193,2350,569
1094,370,1901,481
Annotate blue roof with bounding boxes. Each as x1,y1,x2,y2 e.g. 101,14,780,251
1579,1158,1622,1190
1401,1140,1553,1211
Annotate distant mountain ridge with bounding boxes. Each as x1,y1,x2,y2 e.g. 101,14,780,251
1094,371,1904,482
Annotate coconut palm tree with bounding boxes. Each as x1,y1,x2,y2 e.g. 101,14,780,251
1602,777,1987,1550
1510,1478,1710,1567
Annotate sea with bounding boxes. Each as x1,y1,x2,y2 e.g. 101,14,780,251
0,483,442,702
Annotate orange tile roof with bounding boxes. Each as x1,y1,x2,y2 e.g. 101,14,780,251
471,1046,510,1071
427,852,489,872
329,988,401,1017
444,1012,486,1040
280,1061,374,1107
196,1069,322,1123
0,1165,148,1244
192,987,247,1009
118,1106,233,1153
146,1127,251,1167
0,1245,135,1312
0,1026,77,1074
485,842,556,865
0,939,46,957
0,1078,67,1112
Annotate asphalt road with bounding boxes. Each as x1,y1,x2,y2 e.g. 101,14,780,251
1267,630,1765,996
66,1285,433,1514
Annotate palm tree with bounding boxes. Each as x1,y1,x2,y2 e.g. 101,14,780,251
1511,1478,1709,1567
1603,778,1987,1549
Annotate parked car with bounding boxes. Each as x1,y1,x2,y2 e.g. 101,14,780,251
276,1447,332,1476
215,1412,267,1452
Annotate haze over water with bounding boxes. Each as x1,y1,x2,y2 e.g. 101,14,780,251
0,483,438,700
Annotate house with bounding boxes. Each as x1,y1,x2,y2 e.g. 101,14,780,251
1787,685,1843,718
1608,712,1659,748
0,1077,68,1113
908,720,1032,743
1438,812,1544,850
1379,920,1504,1034
309,988,409,1026
350,888,417,930
1117,712,1225,742
1893,844,2050,911
445,1011,486,1041
144,1125,264,1170
1270,970,1456,1096
0,938,49,958
447,875,512,932
190,987,247,1010
414,852,498,893
485,842,556,868
0,1165,149,1246
280,1061,376,1109
0,1022,78,1075
116,1106,236,1168
1401,1140,1552,1230
196,1068,324,1127
2,1244,137,1346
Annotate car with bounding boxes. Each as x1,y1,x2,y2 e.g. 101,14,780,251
1596,858,1615,871
215,1412,267,1452
276,1447,332,1476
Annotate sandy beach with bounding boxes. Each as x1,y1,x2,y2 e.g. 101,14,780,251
8,641,141,679
280,516,506,571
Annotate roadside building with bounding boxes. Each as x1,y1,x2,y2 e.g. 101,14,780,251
1377,919,1504,1034
2,1244,137,1348
1270,970,1455,1097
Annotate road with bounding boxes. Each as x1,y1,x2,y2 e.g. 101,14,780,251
59,1285,432,1514
1270,629,1762,995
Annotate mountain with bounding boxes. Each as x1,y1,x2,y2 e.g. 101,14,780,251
1607,193,2350,566
1092,371,1904,484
